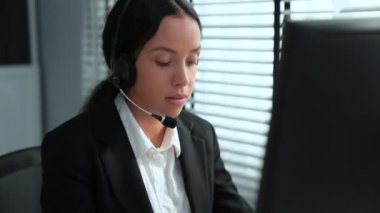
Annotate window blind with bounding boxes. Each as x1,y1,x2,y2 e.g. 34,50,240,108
81,0,116,100
190,0,277,208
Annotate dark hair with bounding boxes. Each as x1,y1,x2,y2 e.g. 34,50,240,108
81,0,201,113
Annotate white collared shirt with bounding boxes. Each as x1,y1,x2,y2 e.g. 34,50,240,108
114,93,191,213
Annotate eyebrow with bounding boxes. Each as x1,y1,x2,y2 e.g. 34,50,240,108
150,46,201,54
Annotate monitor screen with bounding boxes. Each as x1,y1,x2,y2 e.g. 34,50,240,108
0,0,31,64
256,18,380,213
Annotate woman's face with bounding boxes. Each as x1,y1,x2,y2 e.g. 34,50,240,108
128,14,201,118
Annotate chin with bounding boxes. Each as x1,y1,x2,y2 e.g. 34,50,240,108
166,108,183,118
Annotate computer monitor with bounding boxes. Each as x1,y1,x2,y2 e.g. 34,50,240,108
0,0,31,64
256,18,380,213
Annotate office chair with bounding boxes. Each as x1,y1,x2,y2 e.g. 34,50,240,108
256,18,380,213
0,146,42,213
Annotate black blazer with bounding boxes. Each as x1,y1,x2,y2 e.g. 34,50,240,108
41,98,253,213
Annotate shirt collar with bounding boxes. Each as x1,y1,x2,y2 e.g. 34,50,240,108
114,93,181,158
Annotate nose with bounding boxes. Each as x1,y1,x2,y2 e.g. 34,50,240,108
173,62,190,87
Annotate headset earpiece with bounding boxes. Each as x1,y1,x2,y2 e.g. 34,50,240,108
111,53,136,88
109,0,135,89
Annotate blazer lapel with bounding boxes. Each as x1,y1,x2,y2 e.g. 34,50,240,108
177,115,210,213
92,100,153,213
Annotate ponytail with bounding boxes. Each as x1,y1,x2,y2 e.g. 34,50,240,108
81,79,119,113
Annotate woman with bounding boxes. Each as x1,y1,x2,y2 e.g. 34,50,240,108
41,0,253,212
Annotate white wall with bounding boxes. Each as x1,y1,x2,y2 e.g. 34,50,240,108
37,0,84,132
0,0,42,155
0,0,85,155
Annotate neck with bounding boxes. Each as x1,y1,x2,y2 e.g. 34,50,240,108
127,102,166,148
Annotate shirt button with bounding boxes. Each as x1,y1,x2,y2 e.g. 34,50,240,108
153,152,161,160
148,150,156,157
153,154,158,159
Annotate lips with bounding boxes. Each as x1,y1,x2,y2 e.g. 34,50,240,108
165,94,188,105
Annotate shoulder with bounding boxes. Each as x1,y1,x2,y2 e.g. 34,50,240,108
180,109,213,127
179,109,217,138
44,113,92,142
42,113,96,156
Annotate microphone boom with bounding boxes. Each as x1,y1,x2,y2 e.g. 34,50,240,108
118,87,177,128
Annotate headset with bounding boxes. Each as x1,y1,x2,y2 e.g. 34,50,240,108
109,0,135,87
108,0,177,128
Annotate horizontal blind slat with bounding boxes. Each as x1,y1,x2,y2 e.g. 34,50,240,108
196,79,272,88
200,58,273,64
190,99,271,112
195,89,272,101
201,47,273,52
217,135,266,147
202,24,273,28
198,68,272,75
202,36,273,40
199,11,275,16
219,147,264,162
220,139,266,156
192,108,271,124
194,0,273,6
193,114,270,134
342,6,380,12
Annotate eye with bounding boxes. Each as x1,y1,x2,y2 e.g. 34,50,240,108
186,57,199,66
155,60,171,67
